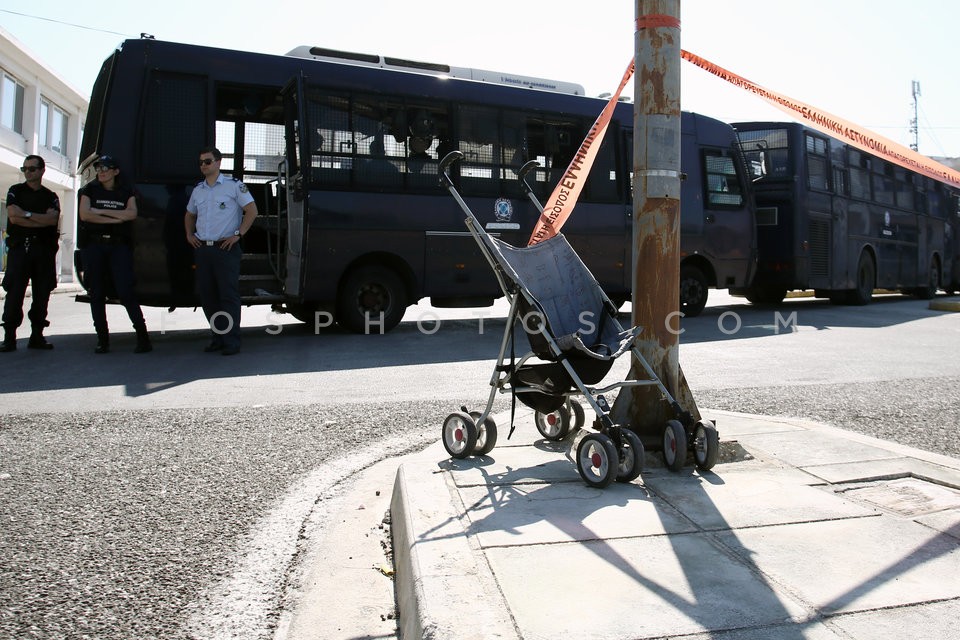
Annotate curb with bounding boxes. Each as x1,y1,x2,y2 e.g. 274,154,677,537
929,299,960,312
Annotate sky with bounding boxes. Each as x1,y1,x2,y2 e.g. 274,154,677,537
2,0,958,158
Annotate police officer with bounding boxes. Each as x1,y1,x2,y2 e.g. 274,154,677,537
1,155,61,352
78,155,152,353
184,147,258,356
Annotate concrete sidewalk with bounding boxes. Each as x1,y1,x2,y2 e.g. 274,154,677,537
382,407,960,640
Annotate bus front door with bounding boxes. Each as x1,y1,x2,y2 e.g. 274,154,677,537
281,75,309,298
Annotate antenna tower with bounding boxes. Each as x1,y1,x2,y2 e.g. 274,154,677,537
910,80,921,152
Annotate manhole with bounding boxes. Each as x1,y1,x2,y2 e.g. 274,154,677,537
840,477,960,517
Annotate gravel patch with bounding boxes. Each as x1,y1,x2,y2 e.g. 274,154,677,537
0,400,478,640
694,375,960,459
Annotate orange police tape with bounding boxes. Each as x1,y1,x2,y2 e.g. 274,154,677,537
527,59,635,246
681,49,960,190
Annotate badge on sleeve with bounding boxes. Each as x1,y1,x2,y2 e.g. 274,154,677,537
239,183,248,193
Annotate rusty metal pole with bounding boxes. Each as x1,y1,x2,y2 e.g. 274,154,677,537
610,0,700,442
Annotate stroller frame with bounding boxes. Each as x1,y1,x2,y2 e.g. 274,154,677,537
437,151,719,487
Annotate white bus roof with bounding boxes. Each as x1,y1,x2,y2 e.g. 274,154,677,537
285,45,586,96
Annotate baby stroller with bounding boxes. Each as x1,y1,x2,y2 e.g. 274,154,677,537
437,151,719,488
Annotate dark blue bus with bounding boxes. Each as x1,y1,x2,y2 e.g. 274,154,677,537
733,121,960,305
79,38,755,331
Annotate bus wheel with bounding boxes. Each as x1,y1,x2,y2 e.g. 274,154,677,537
680,265,709,317
849,252,875,305
337,265,408,334
913,258,940,300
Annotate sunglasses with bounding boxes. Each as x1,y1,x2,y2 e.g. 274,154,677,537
20,166,42,173
95,165,116,172
199,158,217,166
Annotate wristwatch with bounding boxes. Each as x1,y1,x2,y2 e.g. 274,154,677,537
233,229,241,237
24,211,32,219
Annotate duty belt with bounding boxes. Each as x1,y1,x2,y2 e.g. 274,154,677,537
91,234,128,245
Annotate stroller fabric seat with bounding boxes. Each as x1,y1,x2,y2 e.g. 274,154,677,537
489,233,642,366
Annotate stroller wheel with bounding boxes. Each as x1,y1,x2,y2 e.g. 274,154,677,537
567,399,586,430
535,407,571,441
469,411,499,456
615,429,645,483
662,420,687,471
442,412,478,459
693,420,720,471
576,433,619,488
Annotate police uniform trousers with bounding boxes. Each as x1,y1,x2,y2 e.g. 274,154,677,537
80,239,146,333
194,243,242,349
1,236,59,334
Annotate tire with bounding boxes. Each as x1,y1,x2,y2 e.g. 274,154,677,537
680,264,709,317
615,428,645,483
576,433,619,488
567,399,586,430
848,252,875,306
662,419,687,471
692,420,720,471
442,411,477,459
535,407,571,441
913,258,940,300
469,411,498,456
337,265,407,334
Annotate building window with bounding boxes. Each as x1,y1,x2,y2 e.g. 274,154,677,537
39,100,48,147
39,97,69,155
1,72,25,134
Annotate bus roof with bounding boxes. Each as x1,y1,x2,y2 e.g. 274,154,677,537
285,45,586,96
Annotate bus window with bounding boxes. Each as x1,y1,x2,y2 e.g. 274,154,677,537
405,104,449,190
805,134,830,191
458,105,499,195
895,170,913,211
703,150,744,207
303,91,352,185
583,133,620,203
213,120,285,183
737,128,789,180
872,162,895,206
522,115,572,199
848,149,871,200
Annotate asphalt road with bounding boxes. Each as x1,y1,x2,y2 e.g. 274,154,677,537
0,289,957,639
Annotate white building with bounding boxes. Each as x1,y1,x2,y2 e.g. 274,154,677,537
0,26,87,282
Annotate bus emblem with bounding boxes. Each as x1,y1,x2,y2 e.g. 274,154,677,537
494,198,513,222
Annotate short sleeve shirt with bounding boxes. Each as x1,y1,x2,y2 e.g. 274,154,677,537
5,182,61,241
186,174,254,241
79,181,136,245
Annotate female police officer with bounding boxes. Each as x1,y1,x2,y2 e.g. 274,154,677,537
78,155,151,353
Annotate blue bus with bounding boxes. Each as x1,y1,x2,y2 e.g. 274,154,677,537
79,37,756,331
733,121,960,304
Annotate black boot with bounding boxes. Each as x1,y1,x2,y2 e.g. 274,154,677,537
134,323,152,353
95,330,110,354
27,332,53,350
0,330,15,352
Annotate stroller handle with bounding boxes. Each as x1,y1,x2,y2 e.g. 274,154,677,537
439,150,464,175
518,160,540,184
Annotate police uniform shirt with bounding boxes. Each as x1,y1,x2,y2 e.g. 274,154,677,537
4,182,61,241
79,181,136,245
186,174,254,241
